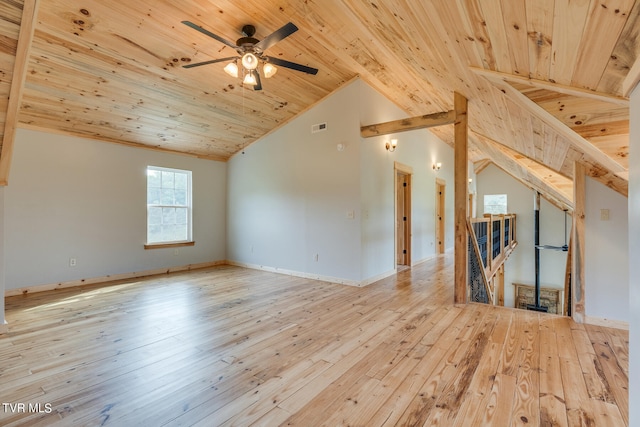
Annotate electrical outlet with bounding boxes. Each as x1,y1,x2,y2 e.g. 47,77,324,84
173,248,179,256
600,209,610,221
69,258,77,267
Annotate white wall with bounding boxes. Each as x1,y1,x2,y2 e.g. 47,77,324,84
477,164,569,308
227,81,363,282
4,128,227,290
629,85,639,427
227,79,457,284
359,82,455,280
585,177,629,322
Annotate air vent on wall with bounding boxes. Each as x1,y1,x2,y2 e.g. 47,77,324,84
311,122,327,133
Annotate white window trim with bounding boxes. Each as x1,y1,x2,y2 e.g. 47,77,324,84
146,165,193,247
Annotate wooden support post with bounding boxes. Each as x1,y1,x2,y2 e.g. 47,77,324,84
454,92,468,304
572,161,586,323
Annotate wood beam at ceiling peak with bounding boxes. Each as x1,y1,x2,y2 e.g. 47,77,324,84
360,110,455,138
470,67,630,106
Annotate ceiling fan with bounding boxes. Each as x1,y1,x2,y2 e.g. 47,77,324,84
181,21,318,91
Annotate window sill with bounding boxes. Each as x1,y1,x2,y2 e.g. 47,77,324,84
144,241,195,250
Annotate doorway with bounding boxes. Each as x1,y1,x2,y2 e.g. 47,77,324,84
395,163,412,267
435,178,446,254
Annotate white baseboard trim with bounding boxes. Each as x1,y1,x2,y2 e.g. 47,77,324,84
226,261,364,286
5,259,402,297
0,321,8,335
4,260,227,297
411,254,437,267
226,261,399,288
360,268,398,287
584,315,629,331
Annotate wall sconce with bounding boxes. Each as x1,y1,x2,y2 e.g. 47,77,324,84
433,162,442,171
385,139,398,152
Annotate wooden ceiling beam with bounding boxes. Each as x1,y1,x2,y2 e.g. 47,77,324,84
471,130,573,181
478,73,627,178
622,55,640,97
470,133,573,211
473,159,492,175
360,110,455,138
470,67,630,106
0,0,40,186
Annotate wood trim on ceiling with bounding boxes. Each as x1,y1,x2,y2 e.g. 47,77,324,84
477,73,627,178
622,55,640,98
0,0,41,186
470,67,630,106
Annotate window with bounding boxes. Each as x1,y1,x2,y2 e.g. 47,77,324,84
146,166,192,245
484,194,507,215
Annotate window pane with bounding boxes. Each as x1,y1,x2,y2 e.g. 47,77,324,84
175,189,187,205
484,194,507,214
162,207,176,224
162,171,175,189
176,208,187,225
148,170,161,188
161,189,175,205
175,173,187,190
147,188,161,205
148,207,162,225
147,166,192,244
148,225,162,243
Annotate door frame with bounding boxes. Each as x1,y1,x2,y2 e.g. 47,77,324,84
436,178,446,255
394,162,413,267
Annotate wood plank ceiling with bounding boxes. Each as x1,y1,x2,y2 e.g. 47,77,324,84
1,0,637,208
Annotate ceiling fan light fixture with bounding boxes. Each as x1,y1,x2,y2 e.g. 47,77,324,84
241,52,258,71
223,61,239,78
263,62,277,78
243,71,257,86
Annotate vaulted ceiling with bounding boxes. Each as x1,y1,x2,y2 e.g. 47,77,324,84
1,0,638,209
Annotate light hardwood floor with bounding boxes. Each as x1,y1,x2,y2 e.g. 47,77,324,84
0,255,628,426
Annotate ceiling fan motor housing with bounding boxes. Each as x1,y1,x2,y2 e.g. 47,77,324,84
242,24,256,37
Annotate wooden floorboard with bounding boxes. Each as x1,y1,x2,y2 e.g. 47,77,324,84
0,255,629,426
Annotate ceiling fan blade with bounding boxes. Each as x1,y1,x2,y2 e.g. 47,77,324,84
255,22,298,51
182,21,237,49
265,56,318,75
182,56,238,69
253,71,263,91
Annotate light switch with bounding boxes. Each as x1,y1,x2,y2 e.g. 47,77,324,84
600,209,609,221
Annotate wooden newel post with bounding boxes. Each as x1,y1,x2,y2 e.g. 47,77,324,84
454,92,468,304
